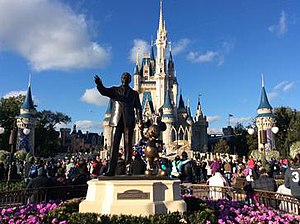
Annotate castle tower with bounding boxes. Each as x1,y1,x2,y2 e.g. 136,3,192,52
255,75,277,154
161,82,174,150
102,99,112,150
192,95,208,152
17,78,37,155
154,0,167,109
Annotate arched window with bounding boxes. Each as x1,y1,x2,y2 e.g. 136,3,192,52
171,128,177,141
179,128,184,140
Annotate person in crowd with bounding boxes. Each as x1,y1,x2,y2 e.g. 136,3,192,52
223,159,232,185
53,168,67,186
252,167,277,192
210,158,221,176
284,153,300,200
171,155,182,178
207,168,229,200
90,157,101,178
26,167,53,189
180,151,196,184
115,153,126,175
130,152,146,175
247,155,256,170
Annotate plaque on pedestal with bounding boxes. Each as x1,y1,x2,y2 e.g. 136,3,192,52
79,177,186,216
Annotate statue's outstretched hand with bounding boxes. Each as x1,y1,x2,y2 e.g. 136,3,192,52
94,75,102,86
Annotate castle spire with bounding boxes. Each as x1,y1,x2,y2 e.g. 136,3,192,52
21,75,35,110
159,0,164,32
257,75,272,110
196,94,203,118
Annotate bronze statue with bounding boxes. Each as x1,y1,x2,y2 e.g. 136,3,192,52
140,118,167,176
94,72,143,176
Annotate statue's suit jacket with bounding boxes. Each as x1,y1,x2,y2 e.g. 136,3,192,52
96,83,142,128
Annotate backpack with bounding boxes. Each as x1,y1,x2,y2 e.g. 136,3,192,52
29,164,39,178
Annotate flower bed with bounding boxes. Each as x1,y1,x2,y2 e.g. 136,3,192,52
1,197,300,223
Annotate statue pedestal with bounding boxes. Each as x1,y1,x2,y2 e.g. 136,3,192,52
79,176,186,216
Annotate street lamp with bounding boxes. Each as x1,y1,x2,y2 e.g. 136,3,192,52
247,126,279,165
0,118,31,183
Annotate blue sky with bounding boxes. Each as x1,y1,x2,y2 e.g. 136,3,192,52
0,0,299,134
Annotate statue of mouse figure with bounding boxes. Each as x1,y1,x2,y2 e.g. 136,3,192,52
140,118,166,176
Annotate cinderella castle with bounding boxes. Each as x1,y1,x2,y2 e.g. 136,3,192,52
102,1,209,154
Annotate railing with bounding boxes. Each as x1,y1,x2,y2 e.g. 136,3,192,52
0,184,88,208
1,181,299,216
182,184,300,215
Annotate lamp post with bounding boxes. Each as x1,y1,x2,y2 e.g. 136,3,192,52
247,126,279,165
0,118,30,183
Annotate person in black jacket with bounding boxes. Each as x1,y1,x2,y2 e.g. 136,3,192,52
26,167,52,189
251,167,277,192
130,153,146,175
180,151,196,184
26,167,53,203
285,154,300,200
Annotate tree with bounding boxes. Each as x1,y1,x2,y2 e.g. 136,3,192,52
35,110,71,157
233,123,249,156
0,95,25,150
274,107,298,157
214,139,230,154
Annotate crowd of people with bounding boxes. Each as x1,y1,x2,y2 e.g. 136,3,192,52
1,150,299,204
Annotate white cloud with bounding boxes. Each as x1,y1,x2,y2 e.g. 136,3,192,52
75,120,102,133
187,51,218,63
207,115,221,123
172,38,191,55
129,39,150,63
207,128,222,134
268,11,287,38
230,116,252,126
81,87,109,106
0,0,111,71
269,80,295,99
282,82,295,92
273,81,289,90
3,90,26,98
186,41,233,65
268,91,279,100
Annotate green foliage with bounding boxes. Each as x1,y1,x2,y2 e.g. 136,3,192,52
214,139,230,154
273,107,300,157
35,110,71,157
0,180,26,192
290,141,300,159
0,150,10,162
0,95,25,150
44,198,218,224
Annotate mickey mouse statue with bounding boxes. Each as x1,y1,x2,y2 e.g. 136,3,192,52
140,117,167,176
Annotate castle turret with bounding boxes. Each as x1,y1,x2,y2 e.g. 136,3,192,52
255,75,277,153
192,95,208,152
103,99,112,150
162,83,174,149
17,78,36,155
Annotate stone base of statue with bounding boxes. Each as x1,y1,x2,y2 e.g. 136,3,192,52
79,176,186,216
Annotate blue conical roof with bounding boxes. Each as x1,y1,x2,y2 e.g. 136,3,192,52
163,90,172,109
134,64,139,75
257,86,272,110
21,85,35,110
178,93,185,109
150,45,155,61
